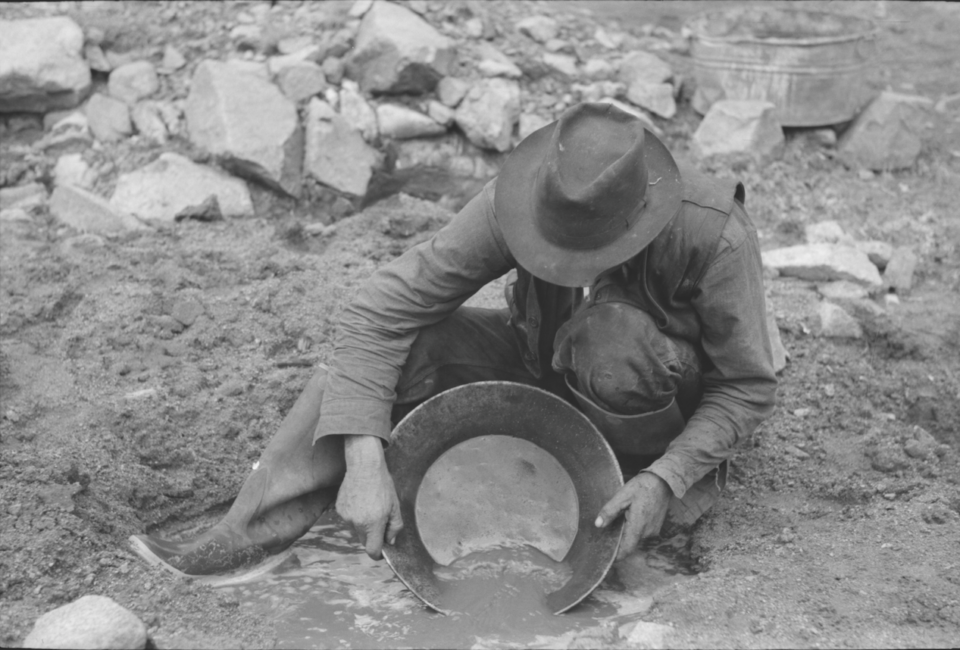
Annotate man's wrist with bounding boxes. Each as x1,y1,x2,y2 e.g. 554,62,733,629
344,434,386,471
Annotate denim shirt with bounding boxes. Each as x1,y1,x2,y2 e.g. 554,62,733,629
316,175,778,499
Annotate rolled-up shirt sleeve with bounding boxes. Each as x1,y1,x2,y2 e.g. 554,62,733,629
644,203,778,498
315,181,513,443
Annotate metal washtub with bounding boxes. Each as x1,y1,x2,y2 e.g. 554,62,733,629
688,7,878,127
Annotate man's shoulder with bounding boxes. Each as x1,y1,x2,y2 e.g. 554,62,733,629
677,163,745,216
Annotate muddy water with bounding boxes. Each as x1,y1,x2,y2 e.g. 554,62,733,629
227,512,700,649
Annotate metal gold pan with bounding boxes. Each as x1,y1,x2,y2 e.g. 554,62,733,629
382,381,624,615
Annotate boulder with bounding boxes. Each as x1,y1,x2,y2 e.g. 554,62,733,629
426,100,455,126
883,247,918,294
816,280,870,303
278,35,314,56
84,43,111,73
304,98,382,197
437,77,470,108
454,78,521,152
856,240,894,270
476,42,523,79
819,302,862,339
322,57,345,85
267,45,322,78
692,100,784,161
0,183,47,211
594,27,626,50
619,51,672,86
377,104,445,139
339,79,379,141
86,93,133,142
49,185,146,233
625,81,676,119
838,91,931,171
346,1,455,94
804,220,853,245
108,61,159,105
0,17,91,113
185,60,303,197
583,58,615,81
160,45,186,72
39,111,92,153
762,244,883,288
53,153,97,189
542,53,579,79
131,100,178,143
276,61,327,103
618,621,674,649
111,152,254,222
23,595,147,650
516,16,558,43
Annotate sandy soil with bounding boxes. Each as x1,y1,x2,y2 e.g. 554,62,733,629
1,1,959,648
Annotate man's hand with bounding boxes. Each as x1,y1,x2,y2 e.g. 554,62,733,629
336,435,403,560
595,472,673,560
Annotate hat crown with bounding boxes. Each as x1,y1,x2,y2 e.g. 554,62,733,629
535,103,650,251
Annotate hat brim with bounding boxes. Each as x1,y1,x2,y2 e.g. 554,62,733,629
495,120,682,287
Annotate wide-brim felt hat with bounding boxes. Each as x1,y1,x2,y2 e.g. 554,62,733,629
495,102,682,287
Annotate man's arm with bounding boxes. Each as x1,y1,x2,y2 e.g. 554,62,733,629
317,181,513,444
645,203,778,498
315,183,513,558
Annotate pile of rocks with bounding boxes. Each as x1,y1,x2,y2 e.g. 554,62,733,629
762,219,917,341
0,2,937,234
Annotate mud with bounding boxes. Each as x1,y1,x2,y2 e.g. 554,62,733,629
228,512,696,650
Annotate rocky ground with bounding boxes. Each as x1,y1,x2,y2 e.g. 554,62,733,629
1,1,959,648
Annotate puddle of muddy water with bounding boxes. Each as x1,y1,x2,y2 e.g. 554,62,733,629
226,511,699,649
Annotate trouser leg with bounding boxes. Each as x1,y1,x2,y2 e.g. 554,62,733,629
391,306,537,423
131,366,342,574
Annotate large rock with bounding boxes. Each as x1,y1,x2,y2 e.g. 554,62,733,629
692,100,784,161
111,152,254,222
0,183,46,211
54,153,97,189
619,51,673,86
618,621,673,649
838,91,930,171
0,17,91,113
185,60,303,197
883,247,918,294
542,53,579,79
304,98,382,197
108,61,159,105
86,93,133,142
50,185,146,233
476,42,523,79
804,220,853,245
346,1,455,94
516,16,559,43
376,104,445,139
23,595,147,650
454,78,521,152
338,79,379,141
437,77,470,108
762,244,883,288
819,302,863,339
276,61,328,103
855,240,894,270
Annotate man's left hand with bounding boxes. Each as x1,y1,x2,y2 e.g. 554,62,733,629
595,472,673,560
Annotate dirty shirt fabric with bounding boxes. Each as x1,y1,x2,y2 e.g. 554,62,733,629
315,168,777,500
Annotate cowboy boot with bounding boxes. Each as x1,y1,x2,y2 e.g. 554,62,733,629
129,366,343,575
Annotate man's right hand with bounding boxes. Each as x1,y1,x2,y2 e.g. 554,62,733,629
336,434,404,560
